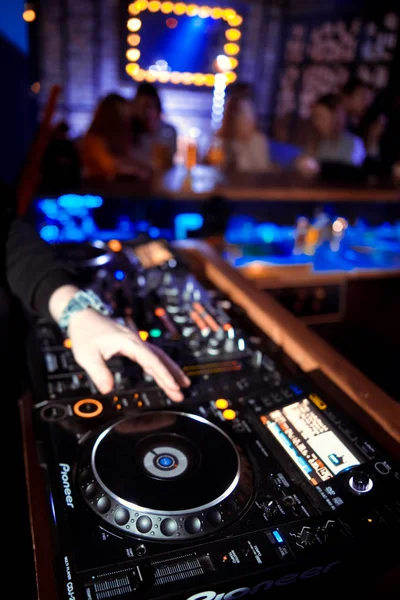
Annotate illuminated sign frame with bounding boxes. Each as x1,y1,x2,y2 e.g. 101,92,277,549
125,1,243,87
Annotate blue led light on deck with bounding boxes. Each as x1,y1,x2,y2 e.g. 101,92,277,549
289,384,303,396
272,530,284,543
114,270,125,281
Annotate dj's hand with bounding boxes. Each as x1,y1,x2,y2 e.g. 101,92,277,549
67,309,190,401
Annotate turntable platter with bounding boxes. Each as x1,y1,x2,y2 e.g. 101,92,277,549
79,412,254,540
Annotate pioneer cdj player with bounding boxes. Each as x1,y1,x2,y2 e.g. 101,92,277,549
26,239,399,600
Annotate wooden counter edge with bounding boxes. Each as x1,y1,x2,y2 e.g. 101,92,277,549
176,241,400,449
161,185,400,202
19,391,58,600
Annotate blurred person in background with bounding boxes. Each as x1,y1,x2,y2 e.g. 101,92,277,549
341,78,374,136
362,84,400,179
212,93,272,173
296,94,366,177
81,93,149,181
131,83,177,171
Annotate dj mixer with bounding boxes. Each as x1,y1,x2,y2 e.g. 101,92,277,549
26,238,400,600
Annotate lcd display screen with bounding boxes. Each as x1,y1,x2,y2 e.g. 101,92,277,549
263,399,361,486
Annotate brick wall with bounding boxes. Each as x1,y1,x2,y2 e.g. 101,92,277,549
38,0,283,139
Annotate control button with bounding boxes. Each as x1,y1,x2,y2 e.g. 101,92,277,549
215,398,229,410
173,313,187,323
262,498,277,515
226,499,237,514
160,518,177,536
164,286,179,297
206,509,222,526
222,409,236,421
97,496,111,514
281,386,294,400
185,516,201,534
272,529,284,543
115,507,130,525
149,328,162,338
224,339,236,353
136,544,146,556
207,338,221,355
289,383,303,396
338,423,358,442
136,516,152,533
73,399,103,418
84,482,97,499
166,304,180,314
41,403,68,421
108,239,122,252
270,391,283,404
349,471,373,494
374,462,391,475
251,350,263,368
182,326,196,337
299,526,313,543
260,396,274,408
282,495,296,506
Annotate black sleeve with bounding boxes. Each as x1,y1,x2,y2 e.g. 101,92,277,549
6,215,77,319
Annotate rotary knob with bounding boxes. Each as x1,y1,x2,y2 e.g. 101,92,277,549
207,338,221,356
349,471,373,494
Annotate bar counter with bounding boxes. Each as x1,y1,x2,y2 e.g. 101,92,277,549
44,166,400,203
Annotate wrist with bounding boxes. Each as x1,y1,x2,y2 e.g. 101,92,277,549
48,285,80,322
53,288,113,332
66,306,95,330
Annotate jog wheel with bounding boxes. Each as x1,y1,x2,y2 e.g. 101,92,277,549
78,411,254,540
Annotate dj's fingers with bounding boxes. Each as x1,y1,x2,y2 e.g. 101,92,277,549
143,365,184,403
148,344,191,388
119,338,183,401
75,349,114,395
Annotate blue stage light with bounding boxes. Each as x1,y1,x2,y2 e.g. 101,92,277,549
149,226,160,238
258,223,277,243
137,220,150,231
174,213,203,240
39,224,60,242
38,199,59,218
114,270,125,280
57,194,103,208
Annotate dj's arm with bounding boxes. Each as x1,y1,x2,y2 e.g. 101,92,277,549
6,215,189,399
6,214,77,318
